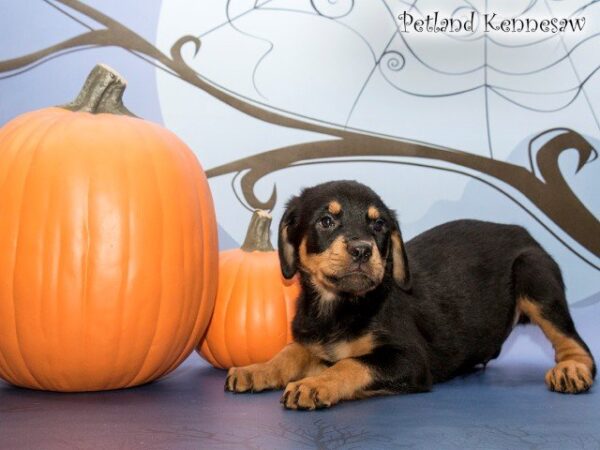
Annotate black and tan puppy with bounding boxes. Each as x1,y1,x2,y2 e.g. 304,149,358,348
225,180,595,409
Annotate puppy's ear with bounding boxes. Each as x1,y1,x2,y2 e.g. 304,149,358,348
390,217,411,290
278,196,300,279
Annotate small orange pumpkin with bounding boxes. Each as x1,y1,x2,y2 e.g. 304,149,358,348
0,64,218,391
199,210,300,369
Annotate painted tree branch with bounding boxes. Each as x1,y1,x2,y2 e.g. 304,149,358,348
209,132,600,259
1,0,598,261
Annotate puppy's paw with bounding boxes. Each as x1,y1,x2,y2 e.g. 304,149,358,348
545,361,593,394
281,377,337,410
225,364,282,393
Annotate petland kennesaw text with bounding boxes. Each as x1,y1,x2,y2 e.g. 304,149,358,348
397,11,586,33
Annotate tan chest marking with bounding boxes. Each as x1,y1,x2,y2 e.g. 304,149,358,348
308,334,375,363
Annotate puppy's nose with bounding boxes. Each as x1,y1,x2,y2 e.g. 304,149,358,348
347,240,372,263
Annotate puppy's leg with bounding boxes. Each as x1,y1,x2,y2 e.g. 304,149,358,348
514,248,596,394
282,346,432,410
225,343,325,393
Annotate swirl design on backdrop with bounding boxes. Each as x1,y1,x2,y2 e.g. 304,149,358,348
381,50,406,72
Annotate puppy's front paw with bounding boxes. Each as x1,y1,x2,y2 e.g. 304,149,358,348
545,361,593,394
281,377,337,410
225,364,281,393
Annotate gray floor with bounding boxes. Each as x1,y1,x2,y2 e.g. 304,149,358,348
1,302,599,450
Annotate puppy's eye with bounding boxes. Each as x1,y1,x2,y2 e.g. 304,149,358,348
318,216,335,229
373,218,386,232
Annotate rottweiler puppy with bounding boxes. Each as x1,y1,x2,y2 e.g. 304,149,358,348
225,180,595,409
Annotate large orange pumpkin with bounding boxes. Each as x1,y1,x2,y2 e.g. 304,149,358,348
199,210,299,369
0,64,218,391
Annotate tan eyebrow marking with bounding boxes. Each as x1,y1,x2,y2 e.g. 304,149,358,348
328,201,342,215
367,206,380,220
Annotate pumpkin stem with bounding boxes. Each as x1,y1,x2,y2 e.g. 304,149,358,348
241,210,275,252
59,64,136,117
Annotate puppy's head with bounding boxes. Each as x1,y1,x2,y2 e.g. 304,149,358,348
278,180,410,298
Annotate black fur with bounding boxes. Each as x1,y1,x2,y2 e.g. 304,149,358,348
281,180,596,393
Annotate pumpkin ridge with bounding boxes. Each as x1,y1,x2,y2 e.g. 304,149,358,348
101,115,132,389
200,336,218,368
82,170,92,384
16,115,74,389
11,114,67,389
0,347,15,385
0,112,58,196
66,113,98,389
52,116,84,390
244,252,255,363
142,121,214,384
253,254,271,362
122,121,166,387
220,252,246,368
175,141,195,368
0,114,40,189
161,144,217,383
201,250,237,368
118,123,132,388
39,114,78,387
0,114,47,384
139,125,182,383
126,116,166,386
160,126,215,378
160,136,217,380
0,111,38,150
268,255,288,346
239,252,253,367
171,130,206,371
225,252,250,366
0,114,68,387
143,123,192,381
80,115,113,390
165,162,217,373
